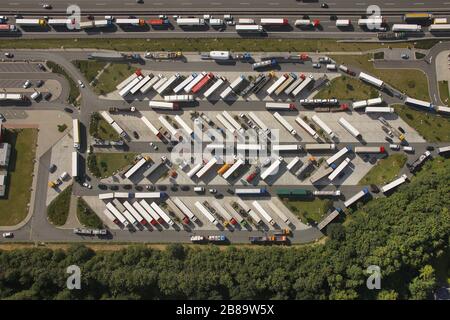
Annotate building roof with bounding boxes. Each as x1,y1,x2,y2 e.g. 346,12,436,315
0,143,11,166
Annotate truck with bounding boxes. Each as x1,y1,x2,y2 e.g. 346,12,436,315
150,202,175,226
328,158,351,181
260,157,283,180
247,112,270,135
354,146,385,153
177,18,206,26
72,119,80,149
124,156,149,179
429,24,450,32
365,107,394,113
312,115,335,139
191,72,214,94
235,24,264,33
295,117,318,139
391,24,422,32
252,59,277,70
408,151,431,173
336,19,351,27
15,19,46,26
260,18,288,25
338,117,361,138
252,201,275,226
195,201,218,226
291,74,314,97
326,146,351,166
294,19,320,27
196,156,219,179
381,174,408,193
203,77,226,98
149,101,179,110
222,111,244,134
317,208,343,231
173,197,197,222
357,17,385,29
344,188,369,208
273,112,296,135
103,209,120,226
266,74,288,95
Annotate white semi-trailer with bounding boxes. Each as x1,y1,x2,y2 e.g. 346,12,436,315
252,201,275,226
132,201,156,226
129,75,152,95
365,107,394,113
196,156,219,178
344,188,369,208
156,73,180,95
174,115,194,137
311,115,335,138
405,97,433,110
358,72,384,88
313,190,341,197
267,201,291,225
273,112,296,136
72,151,78,178
140,75,161,94
338,117,361,138
392,24,421,32
119,75,143,97
260,157,283,180
103,209,120,225
367,97,383,106
272,144,300,152
354,146,385,153
99,193,115,200
305,143,336,151
173,197,197,222
326,146,351,166
124,157,148,179
140,200,163,224
164,95,195,102
216,114,237,134
174,73,196,93
284,76,305,96
317,208,342,231
203,77,226,98
177,18,206,26
438,146,450,154
266,74,288,95
72,119,80,149
328,157,351,181
222,111,244,134
336,19,351,27
149,101,179,110
184,72,206,93
158,115,178,137
286,157,301,171
295,117,318,139
352,100,368,110
195,201,218,225
222,158,244,180
187,162,204,178
381,174,408,193
266,102,296,110
150,202,175,226
123,201,145,226
105,203,129,227
291,74,314,97
248,112,270,134
235,24,264,33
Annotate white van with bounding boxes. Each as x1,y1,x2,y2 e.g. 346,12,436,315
30,91,41,101
389,144,400,150
403,146,414,152
194,187,205,193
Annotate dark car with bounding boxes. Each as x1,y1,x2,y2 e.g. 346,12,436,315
98,184,107,190
302,15,310,19
133,131,139,139
226,188,235,195
370,184,380,193
109,185,119,191
36,80,44,87
398,126,405,134
49,164,57,173
180,185,190,191
146,185,156,191
87,15,94,20
37,63,46,71
44,92,52,100
170,186,178,191
330,15,338,20
135,185,143,191
64,107,73,113
157,185,167,191
426,145,435,151
385,137,393,143
123,184,133,190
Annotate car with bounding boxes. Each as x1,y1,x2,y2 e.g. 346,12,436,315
262,158,271,167
209,188,217,194
401,53,409,59
398,126,405,134
370,184,380,193
43,4,52,9
4,52,13,58
302,15,310,19
0,114,4,122
109,185,119,191
338,172,345,179
330,15,338,20
159,14,168,19
23,80,31,89
149,142,158,150
312,63,321,68
14,14,22,19
136,0,143,3
385,137,393,143
87,15,94,20
98,184,107,190
426,146,435,151
78,80,85,88
133,131,139,139
135,185,143,191
82,182,92,189
226,188,235,195
180,185,190,191
48,164,57,172
2,232,13,238
44,92,52,100
171,186,178,191
64,107,73,113
146,185,156,191
123,184,132,190
321,3,329,8
37,63,46,71
36,80,44,87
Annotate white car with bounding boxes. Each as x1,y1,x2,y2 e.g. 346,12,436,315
209,188,217,194
312,63,321,68
4,52,13,58
23,80,31,89
78,80,85,88
43,4,52,9
2,232,13,238
82,182,92,189
0,114,5,122
149,142,158,150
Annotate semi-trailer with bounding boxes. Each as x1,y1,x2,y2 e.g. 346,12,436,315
291,74,314,97
253,72,275,94
305,143,336,151
352,100,368,110
437,106,450,114
184,72,207,93
381,174,408,193
274,73,297,96
338,117,361,138
187,162,204,178
99,193,115,200
119,75,143,97
336,19,351,27
72,119,80,149
408,151,431,173
317,208,342,231
276,188,311,198
139,200,163,224
129,75,152,95
365,107,394,113
114,192,131,199
219,75,245,99
367,97,383,106
238,18,255,24
272,144,301,152
248,112,270,134
0,24,17,32
140,74,162,94
174,73,196,94
174,115,194,137
72,151,78,178
273,112,296,136
252,59,277,70
209,19,224,26
123,201,146,226
294,19,320,27
216,114,237,135
115,18,145,26
222,157,245,180
404,97,433,110
158,115,178,137
150,202,175,226
149,101,179,110
266,74,288,95
195,201,219,226
196,156,219,178
204,77,226,98
286,157,301,171
344,188,369,208
284,75,305,96
311,115,335,139
313,190,341,197
191,72,214,94
212,201,238,226
260,18,288,25
134,192,165,199
326,146,351,166
295,159,315,179
124,156,149,179
116,71,141,90
222,111,245,134
357,17,384,28
392,24,421,32
142,161,164,179
260,157,283,180
235,24,264,33
173,197,197,222
164,95,195,102
429,24,450,32
177,18,206,26
252,201,275,226
105,203,129,227
267,201,291,225
15,19,47,26
354,146,385,153
156,73,181,95
295,117,319,139
152,76,168,91
235,188,267,196
358,72,384,88
103,209,120,226
328,157,351,181
438,146,450,154
309,164,336,184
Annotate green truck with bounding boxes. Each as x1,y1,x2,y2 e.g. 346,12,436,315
276,188,312,198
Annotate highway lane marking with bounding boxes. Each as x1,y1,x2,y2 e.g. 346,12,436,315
153,2,163,5
413,2,425,4
181,2,193,5
355,3,366,5
240,2,250,5
211,2,222,5
8,2,19,5
95,3,106,5
385,2,395,5
268,2,280,5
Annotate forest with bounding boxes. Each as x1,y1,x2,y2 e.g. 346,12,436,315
0,157,449,300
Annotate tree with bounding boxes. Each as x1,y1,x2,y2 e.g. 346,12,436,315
409,265,436,300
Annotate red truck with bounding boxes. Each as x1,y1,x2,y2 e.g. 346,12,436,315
191,72,214,94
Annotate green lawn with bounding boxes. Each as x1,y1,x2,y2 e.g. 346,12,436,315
0,38,432,53
393,104,450,142
89,112,120,141
93,63,137,95
47,185,72,226
88,153,137,178
77,198,104,229
72,60,107,83
331,54,430,101
359,154,408,186
282,198,333,224
438,80,449,106
46,61,80,106
0,129,37,226
315,75,379,100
